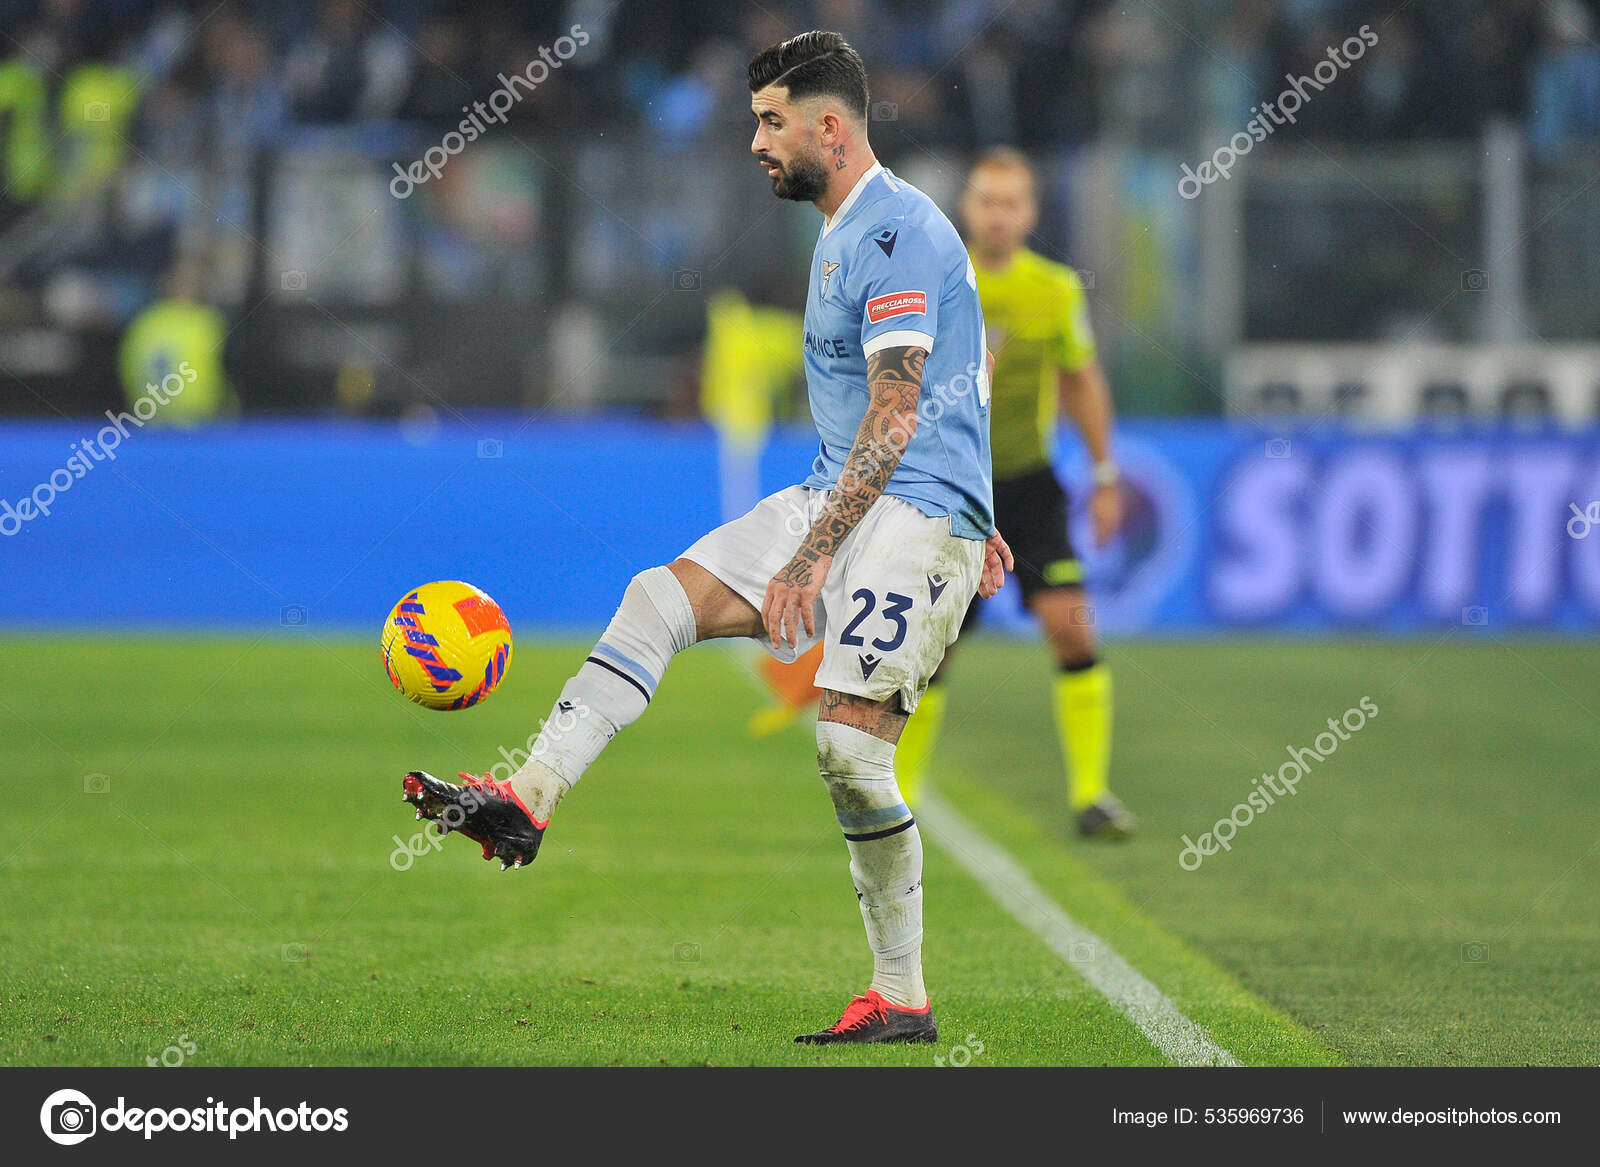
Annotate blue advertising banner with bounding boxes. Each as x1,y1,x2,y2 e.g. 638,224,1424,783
2,418,1597,634
1054,425,1600,634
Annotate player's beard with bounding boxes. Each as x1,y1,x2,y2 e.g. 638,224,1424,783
766,150,828,203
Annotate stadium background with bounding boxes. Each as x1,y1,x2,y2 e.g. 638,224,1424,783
4,0,1600,634
3,0,1599,1068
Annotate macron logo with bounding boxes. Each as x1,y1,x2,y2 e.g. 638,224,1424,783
865,290,926,324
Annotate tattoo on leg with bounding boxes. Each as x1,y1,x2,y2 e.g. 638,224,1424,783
818,689,908,743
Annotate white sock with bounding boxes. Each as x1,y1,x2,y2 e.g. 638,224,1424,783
508,566,697,816
817,720,927,1009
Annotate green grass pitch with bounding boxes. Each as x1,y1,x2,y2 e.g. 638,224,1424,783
2,633,1594,1066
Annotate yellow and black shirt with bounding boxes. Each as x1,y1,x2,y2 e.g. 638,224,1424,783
971,248,1096,479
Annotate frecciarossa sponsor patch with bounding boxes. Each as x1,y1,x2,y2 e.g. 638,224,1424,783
865,290,927,323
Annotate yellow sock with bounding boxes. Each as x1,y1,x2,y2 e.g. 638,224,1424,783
1053,663,1112,811
894,685,948,809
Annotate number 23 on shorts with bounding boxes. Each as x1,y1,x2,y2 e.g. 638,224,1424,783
839,589,914,651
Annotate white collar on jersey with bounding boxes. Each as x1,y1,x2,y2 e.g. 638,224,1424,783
822,161,885,236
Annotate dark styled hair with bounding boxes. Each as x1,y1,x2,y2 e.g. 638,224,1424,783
746,30,869,119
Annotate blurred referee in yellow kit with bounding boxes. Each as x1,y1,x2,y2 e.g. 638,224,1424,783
897,147,1133,838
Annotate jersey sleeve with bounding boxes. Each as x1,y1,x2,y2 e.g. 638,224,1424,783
853,220,942,359
1056,269,1097,373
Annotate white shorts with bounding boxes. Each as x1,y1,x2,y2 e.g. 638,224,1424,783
681,485,984,713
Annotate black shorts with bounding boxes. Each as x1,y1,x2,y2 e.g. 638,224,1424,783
992,465,1083,604
950,466,1084,642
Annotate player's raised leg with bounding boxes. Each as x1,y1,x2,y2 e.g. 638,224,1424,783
403,558,760,868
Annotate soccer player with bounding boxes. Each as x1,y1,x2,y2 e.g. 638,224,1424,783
894,147,1135,839
399,31,1011,1045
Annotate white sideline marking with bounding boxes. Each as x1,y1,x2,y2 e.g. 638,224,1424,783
917,790,1239,1067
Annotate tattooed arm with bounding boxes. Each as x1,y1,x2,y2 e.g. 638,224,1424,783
761,345,926,648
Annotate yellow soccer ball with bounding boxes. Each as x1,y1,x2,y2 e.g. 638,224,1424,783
381,581,512,710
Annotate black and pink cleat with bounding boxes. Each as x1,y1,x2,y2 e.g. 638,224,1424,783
794,991,938,1045
401,770,547,871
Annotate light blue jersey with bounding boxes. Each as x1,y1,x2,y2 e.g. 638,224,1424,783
801,164,994,540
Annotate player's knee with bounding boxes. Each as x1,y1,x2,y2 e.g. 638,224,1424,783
665,558,759,641
638,566,699,641
816,720,902,803
817,719,893,777
818,721,915,856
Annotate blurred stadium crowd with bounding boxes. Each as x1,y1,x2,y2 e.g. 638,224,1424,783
2,0,1598,419
11,0,1598,151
